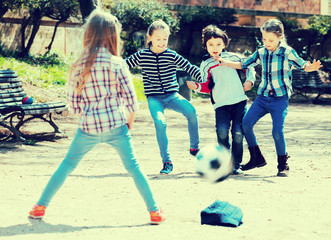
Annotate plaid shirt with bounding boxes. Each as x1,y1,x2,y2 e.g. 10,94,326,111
67,48,138,134
241,43,307,97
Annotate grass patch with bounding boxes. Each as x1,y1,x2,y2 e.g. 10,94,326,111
0,54,147,102
0,56,70,88
132,74,146,102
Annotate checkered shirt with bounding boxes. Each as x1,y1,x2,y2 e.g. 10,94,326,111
67,48,138,134
241,43,307,97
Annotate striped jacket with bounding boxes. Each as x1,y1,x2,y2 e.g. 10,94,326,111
241,43,307,98
125,48,202,96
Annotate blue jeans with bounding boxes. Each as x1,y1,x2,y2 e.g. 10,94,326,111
242,95,288,155
147,92,199,163
215,100,247,169
37,125,158,212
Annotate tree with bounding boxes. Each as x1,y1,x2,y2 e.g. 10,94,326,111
77,0,103,22
18,0,80,57
178,6,237,57
104,0,179,57
45,0,80,51
307,15,331,59
277,16,331,60
105,0,179,34
18,0,51,57
0,0,24,20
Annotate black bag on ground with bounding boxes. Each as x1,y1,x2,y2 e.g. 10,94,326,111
201,200,243,227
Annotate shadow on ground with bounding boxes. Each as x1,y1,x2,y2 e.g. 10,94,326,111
0,218,149,237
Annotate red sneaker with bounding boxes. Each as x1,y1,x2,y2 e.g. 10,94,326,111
29,205,46,219
150,209,166,225
190,148,200,156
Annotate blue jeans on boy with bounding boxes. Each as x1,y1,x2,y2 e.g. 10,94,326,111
215,100,247,170
37,125,158,212
147,92,199,163
242,94,288,156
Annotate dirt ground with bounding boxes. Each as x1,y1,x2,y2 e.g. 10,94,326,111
0,99,330,240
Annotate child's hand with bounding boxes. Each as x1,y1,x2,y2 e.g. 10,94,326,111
186,81,198,90
127,112,135,130
215,58,243,69
305,59,323,72
243,81,253,91
214,57,229,66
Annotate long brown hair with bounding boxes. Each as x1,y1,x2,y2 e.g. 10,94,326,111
70,9,122,94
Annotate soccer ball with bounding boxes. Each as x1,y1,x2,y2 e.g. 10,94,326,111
196,144,233,183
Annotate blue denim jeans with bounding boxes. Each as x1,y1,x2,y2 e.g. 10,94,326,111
37,125,158,212
147,92,199,163
242,95,288,155
215,100,247,169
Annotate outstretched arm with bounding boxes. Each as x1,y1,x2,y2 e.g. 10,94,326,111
304,59,323,72
216,57,243,69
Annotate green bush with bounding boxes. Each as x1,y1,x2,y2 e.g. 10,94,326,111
105,0,179,33
179,6,237,29
104,0,179,57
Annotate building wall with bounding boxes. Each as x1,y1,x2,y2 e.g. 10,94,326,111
1,1,329,60
0,20,83,56
320,0,331,15
163,0,321,15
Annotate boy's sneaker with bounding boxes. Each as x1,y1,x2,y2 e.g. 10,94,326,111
150,209,166,225
29,205,46,219
190,148,200,156
277,165,289,177
232,169,244,175
160,162,173,174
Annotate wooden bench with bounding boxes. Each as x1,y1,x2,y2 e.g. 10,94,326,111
0,69,68,141
291,69,331,102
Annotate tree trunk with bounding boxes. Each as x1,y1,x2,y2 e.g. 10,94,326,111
20,10,42,57
20,16,31,57
46,21,62,52
23,19,41,57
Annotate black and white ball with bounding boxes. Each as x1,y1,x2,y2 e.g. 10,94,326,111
196,144,233,183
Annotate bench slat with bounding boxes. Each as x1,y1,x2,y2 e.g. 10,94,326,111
0,96,24,104
0,82,23,89
0,73,18,79
0,87,24,94
0,78,21,83
24,106,68,115
0,101,67,110
0,69,17,76
0,92,25,99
